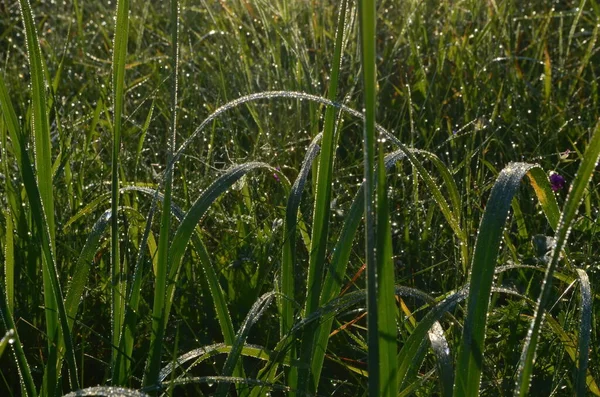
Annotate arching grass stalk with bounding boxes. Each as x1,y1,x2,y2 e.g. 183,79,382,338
110,0,129,384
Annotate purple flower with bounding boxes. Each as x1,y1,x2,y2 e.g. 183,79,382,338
549,172,566,192
273,167,281,183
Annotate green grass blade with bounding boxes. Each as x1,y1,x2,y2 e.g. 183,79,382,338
63,211,112,330
515,121,600,396
216,292,275,397
281,133,321,393
375,133,398,396
454,162,537,397
357,0,381,394
575,269,592,397
398,288,467,388
16,0,66,392
63,387,150,397
2,43,80,395
281,133,321,338
140,162,280,388
143,0,179,387
296,3,349,393
3,209,14,313
0,278,37,396
16,0,55,241
110,0,129,382
117,186,237,377
160,343,294,382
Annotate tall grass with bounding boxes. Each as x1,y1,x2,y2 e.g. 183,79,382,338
0,0,599,396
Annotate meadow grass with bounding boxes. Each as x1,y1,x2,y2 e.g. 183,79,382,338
0,0,599,396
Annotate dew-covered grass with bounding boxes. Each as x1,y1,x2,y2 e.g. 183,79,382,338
0,0,599,395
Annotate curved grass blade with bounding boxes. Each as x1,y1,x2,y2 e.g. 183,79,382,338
63,210,112,330
454,163,534,396
516,121,600,396
141,162,282,389
63,387,150,397
454,163,535,396
398,288,468,388
453,161,564,397
117,185,237,382
281,133,322,339
215,292,275,397
157,376,289,395
110,0,130,383
575,268,592,397
160,343,294,382
281,133,321,395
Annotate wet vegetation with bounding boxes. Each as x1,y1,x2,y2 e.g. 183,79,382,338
0,0,599,395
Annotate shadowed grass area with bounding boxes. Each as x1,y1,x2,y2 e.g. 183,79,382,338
0,0,599,396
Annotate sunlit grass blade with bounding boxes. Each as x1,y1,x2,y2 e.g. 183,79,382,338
2,46,80,396
216,292,275,397
159,343,294,382
281,132,322,338
142,0,179,387
454,162,538,396
16,0,68,392
428,322,453,397
110,0,129,384
3,209,14,313
575,268,592,397
281,132,321,393
63,387,151,397
296,0,348,393
516,121,600,396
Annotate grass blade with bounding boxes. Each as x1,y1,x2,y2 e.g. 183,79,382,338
215,292,275,397
3,209,14,313
296,1,349,394
281,133,322,338
454,162,537,396
63,211,112,330
357,0,383,394
575,269,592,397
142,0,179,387
110,0,129,384
0,277,37,396
516,121,600,396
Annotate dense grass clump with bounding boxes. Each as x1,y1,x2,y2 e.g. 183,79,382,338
0,0,599,396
